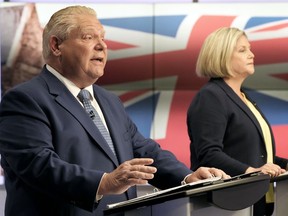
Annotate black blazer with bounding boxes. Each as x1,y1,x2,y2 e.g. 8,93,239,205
187,78,287,176
0,66,191,216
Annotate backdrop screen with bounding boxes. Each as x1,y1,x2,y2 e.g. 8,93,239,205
1,2,288,171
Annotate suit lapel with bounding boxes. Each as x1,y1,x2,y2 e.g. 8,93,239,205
40,68,119,166
91,87,138,199
92,87,127,164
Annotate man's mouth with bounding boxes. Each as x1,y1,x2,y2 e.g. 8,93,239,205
92,57,104,62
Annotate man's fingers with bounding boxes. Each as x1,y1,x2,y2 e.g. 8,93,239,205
209,168,230,179
131,164,157,173
129,158,154,166
122,158,157,175
128,170,155,180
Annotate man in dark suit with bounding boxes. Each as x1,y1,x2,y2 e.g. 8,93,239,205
0,5,228,216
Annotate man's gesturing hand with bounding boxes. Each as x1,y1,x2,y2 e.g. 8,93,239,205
98,158,157,195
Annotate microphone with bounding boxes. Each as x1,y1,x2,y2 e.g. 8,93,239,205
89,110,95,119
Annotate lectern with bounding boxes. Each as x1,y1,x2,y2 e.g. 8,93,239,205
271,172,288,216
104,172,270,216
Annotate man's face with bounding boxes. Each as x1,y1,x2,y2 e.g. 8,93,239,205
57,14,108,88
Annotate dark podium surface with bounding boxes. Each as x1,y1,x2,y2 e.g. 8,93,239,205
104,172,270,216
271,171,288,216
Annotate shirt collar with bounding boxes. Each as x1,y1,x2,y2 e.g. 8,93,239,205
46,64,94,99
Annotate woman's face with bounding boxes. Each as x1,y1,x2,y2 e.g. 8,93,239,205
230,35,255,78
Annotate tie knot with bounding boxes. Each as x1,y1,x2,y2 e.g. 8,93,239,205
78,89,91,102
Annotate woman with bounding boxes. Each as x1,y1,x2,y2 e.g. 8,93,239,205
187,27,288,216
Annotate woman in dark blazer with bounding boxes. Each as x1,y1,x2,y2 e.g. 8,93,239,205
187,27,288,216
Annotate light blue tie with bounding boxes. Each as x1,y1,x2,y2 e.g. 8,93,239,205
78,89,116,155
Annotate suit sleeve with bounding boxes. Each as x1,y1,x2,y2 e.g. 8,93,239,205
275,156,288,170
0,89,102,212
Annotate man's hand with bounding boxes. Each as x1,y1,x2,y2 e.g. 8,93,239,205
98,158,157,195
185,167,230,183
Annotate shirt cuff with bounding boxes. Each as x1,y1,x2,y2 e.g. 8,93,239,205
95,173,106,203
181,174,191,185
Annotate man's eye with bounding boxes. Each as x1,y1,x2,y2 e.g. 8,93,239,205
84,35,93,40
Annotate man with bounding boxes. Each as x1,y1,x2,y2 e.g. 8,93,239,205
0,5,228,216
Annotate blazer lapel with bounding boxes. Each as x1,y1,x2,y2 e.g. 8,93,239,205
41,68,119,166
214,79,265,141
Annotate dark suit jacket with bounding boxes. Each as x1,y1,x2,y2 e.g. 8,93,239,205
0,66,191,216
187,78,287,176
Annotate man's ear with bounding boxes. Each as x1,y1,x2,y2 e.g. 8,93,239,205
50,36,62,56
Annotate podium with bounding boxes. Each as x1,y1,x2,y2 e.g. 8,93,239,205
104,172,270,216
271,172,288,216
